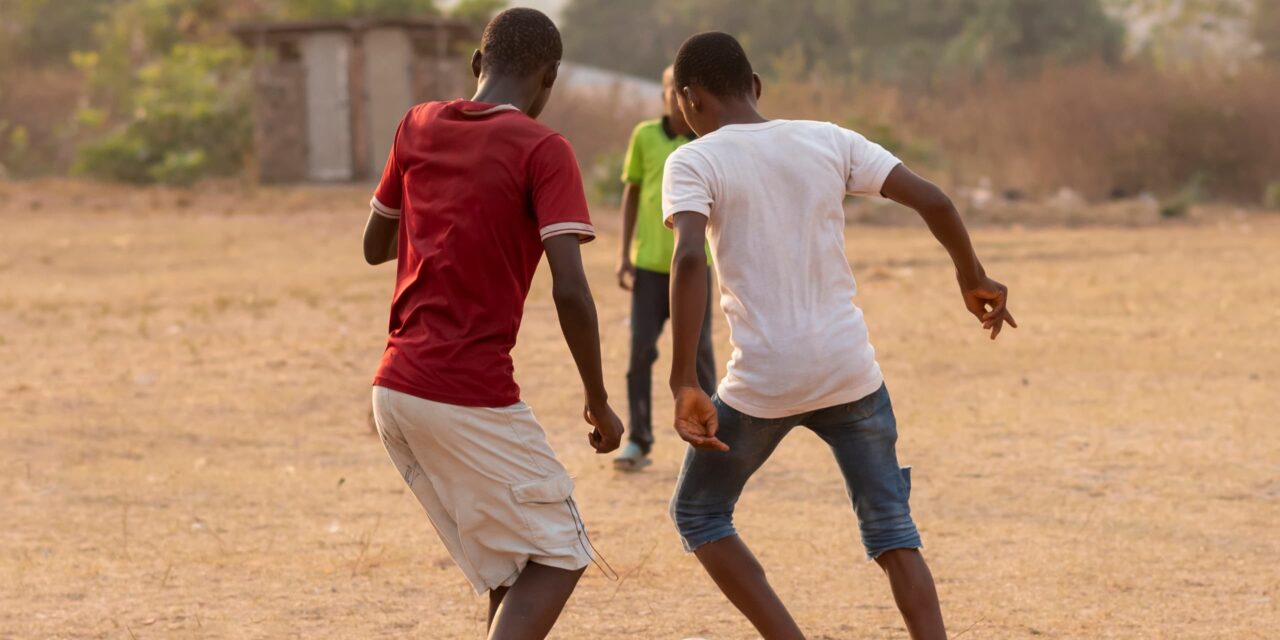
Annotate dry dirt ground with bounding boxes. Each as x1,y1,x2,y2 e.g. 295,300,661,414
1,181,1277,639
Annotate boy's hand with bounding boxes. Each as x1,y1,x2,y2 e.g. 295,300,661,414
616,256,636,290
673,386,729,452
959,275,1018,340
584,402,624,454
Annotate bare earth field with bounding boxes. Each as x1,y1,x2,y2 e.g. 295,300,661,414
1,181,1277,639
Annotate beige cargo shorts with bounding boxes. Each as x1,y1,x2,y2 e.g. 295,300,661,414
371,385,593,594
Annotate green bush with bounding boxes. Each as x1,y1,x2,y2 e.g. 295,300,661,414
72,131,152,184
1159,173,1207,219
1265,182,1280,211
279,0,439,19
842,118,935,167
587,151,626,207
74,43,250,186
0,120,33,177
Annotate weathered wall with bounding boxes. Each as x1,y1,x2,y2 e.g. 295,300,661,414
250,58,307,184
243,23,473,184
411,29,471,104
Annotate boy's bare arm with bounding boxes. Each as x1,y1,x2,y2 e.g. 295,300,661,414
362,211,399,265
616,184,641,289
880,164,1017,339
543,234,624,453
668,213,727,451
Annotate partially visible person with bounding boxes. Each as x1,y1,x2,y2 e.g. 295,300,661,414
663,32,1017,640
613,65,716,472
361,9,623,640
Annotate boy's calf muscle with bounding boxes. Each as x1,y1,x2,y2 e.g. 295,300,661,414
875,549,947,640
694,536,805,640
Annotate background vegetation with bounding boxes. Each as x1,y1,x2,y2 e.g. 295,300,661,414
0,0,1277,205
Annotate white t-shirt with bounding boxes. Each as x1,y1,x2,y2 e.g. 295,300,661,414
662,119,901,419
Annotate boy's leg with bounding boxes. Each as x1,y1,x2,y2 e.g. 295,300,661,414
875,549,945,640
804,384,946,640
487,587,509,629
694,536,804,640
487,563,586,640
694,265,717,396
625,268,669,454
670,399,803,639
373,387,592,632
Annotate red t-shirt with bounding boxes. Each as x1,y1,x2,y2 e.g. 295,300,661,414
370,100,595,407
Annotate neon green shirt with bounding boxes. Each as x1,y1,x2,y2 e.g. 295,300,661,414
622,117,711,273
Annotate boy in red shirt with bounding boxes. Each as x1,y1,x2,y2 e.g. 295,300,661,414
361,9,624,639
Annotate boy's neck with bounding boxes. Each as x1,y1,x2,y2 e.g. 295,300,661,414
711,99,768,133
472,75,539,114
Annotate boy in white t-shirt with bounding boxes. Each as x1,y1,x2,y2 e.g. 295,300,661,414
662,33,1016,640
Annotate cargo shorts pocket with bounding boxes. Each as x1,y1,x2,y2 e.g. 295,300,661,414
511,474,580,550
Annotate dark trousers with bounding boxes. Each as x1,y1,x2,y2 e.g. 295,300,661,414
627,267,717,453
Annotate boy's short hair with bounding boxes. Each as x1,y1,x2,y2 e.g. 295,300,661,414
673,32,754,98
479,7,563,77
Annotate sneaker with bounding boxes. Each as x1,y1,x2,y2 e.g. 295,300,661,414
613,442,652,472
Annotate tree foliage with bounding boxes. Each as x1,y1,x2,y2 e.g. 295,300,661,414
1104,0,1259,69
276,0,438,20
1254,0,1280,61
562,0,1124,83
74,42,250,185
0,0,123,70
63,0,457,184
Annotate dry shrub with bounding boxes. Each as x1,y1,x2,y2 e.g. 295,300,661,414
0,67,83,175
540,86,653,206
762,64,1280,203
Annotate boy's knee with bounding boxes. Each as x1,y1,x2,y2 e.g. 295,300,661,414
863,523,923,562
873,546,921,572
669,498,735,551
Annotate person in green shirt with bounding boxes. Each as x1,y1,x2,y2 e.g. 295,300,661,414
614,65,716,471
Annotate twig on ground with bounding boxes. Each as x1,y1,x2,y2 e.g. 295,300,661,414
351,514,383,577
121,503,130,561
953,613,988,638
609,540,660,603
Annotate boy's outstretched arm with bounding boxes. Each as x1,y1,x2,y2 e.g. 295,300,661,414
543,234,625,453
880,165,1018,339
362,211,399,265
668,213,727,451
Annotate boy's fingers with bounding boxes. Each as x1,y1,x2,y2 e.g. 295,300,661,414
990,315,1008,339
983,296,1006,321
677,427,713,449
1006,310,1018,328
676,422,728,451
698,437,729,452
703,414,719,438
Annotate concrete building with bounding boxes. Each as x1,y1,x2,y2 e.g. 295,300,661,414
233,17,473,183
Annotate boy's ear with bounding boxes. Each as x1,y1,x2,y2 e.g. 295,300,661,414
470,50,482,79
682,86,699,112
752,73,762,100
542,60,560,89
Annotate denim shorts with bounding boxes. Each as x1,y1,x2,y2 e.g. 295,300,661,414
669,383,921,559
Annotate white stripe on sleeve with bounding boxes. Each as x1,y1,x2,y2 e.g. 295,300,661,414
370,197,401,219
539,221,596,243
